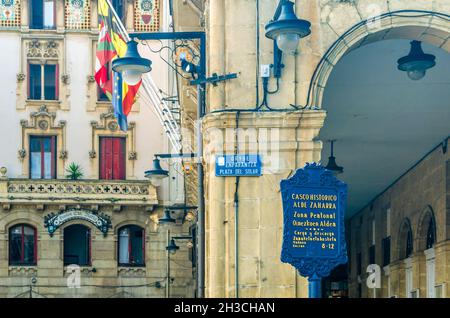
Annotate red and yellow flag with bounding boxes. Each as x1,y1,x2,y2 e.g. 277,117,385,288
94,0,141,120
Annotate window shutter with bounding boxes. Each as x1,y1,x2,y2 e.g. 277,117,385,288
55,63,59,100
34,227,38,263
51,135,56,178
142,228,145,265
112,138,121,180
119,138,126,179
100,137,106,179
103,138,113,179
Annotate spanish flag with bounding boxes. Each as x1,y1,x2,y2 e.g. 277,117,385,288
94,0,141,131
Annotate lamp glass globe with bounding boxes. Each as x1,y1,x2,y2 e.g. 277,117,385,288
407,69,426,81
123,69,142,85
276,33,300,54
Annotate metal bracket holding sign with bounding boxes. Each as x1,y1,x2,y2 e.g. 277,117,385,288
280,163,348,298
215,154,262,177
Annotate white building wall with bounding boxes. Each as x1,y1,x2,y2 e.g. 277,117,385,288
0,1,182,205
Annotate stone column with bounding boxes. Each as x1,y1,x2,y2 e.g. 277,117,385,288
434,240,450,297
389,260,403,297
202,110,326,297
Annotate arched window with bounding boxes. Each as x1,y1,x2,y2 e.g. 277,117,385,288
64,225,91,266
426,218,436,250
118,225,145,267
9,224,37,266
406,228,413,258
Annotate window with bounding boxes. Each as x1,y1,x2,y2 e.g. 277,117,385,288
111,0,124,21
30,0,55,29
64,225,91,266
30,136,56,179
386,208,391,237
369,245,375,265
189,225,197,268
118,225,145,267
426,218,436,249
371,219,376,245
28,63,59,100
9,224,37,266
99,137,126,180
382,236,391,266
406,229,413,258
356,252,362,276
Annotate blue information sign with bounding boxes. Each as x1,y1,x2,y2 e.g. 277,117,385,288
215,154,262,177
280,163,348,297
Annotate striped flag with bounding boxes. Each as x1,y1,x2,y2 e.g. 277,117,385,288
94,0,141,131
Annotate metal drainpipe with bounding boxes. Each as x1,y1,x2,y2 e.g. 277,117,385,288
234,111,241,297
234,176,240,297
166,229,171,298
197,83,205,298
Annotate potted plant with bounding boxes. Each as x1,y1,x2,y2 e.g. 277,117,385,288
65,162,84,180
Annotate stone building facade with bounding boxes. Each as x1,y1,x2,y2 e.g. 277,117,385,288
0,0,195,298
171,0,450,298
348,139,449,298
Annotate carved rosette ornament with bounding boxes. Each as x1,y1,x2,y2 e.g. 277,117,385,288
59,150,68,160
16,73,25,82
18,149,26,159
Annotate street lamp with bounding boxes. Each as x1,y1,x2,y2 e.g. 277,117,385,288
165,230,193,298
144,158,169,187
325,140,343,175
112,40,152,85
265,0,311,55
158,210,176,224
397,41,436,81
166,238,180,254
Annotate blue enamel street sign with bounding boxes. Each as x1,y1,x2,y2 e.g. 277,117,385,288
215,154,262,177
280,163,348,289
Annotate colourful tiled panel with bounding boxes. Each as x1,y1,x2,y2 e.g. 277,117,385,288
134,0,160,32
65,0,91,30
0,0,21,28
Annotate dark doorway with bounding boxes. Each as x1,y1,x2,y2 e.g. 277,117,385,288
64,224,91,266
322,264,349,298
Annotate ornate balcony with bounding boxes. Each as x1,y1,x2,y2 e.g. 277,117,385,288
0,178,158,209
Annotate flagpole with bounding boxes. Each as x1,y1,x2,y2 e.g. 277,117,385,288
104,0,130,42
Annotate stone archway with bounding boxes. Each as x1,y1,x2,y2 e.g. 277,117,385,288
307,10,450,108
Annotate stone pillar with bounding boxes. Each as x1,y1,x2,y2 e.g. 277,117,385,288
389,261,402,297
435,240,450,297
202,110,326,297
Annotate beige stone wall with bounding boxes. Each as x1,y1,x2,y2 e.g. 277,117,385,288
193,0,450,298
202,111,325,297
348,142,449,298
0,204,195,298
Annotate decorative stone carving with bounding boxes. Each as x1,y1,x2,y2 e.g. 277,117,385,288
61,74,70,85
128,151,137,160
38,119,49,130
27,39,42,58
8,266,37,277
16,73,25,82
108,120,119,131
43,40,59,59
18,148,26,159
118,267,146,277
59,150,68,160
19,105,68,172
26,40,60,60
